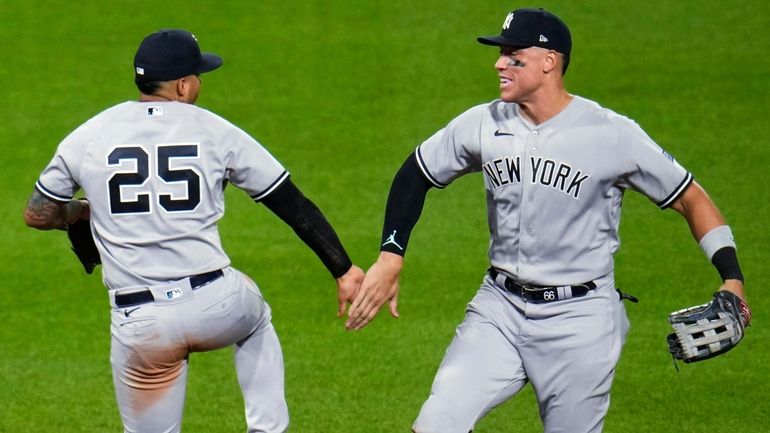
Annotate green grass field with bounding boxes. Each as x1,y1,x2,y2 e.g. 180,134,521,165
1,0,768,432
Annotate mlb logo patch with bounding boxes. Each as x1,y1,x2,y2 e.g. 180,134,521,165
165,287,183,300
147,106,163,116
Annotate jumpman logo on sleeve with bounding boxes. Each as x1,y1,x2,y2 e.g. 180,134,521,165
382,230,404,251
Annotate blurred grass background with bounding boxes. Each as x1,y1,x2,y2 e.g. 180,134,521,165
1,0,767,431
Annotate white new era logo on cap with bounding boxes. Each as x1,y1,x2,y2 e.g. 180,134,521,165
539,34,549,42
136,66,145,75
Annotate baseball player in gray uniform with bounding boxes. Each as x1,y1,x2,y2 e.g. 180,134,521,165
24,29,363,433
346,8,747,433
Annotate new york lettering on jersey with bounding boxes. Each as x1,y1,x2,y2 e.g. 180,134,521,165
483,154,590,199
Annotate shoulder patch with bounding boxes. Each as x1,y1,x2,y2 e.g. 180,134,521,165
661,149,675,162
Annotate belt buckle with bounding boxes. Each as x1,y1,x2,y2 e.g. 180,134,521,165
520,282,538,301
523,284,560,303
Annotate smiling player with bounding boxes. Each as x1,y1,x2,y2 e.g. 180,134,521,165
346,7,748,433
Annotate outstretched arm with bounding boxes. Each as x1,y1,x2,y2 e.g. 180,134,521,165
346,153,434,330
669,181,744,299
261,178,363,315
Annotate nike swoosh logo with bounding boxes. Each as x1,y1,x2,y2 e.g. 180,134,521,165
494,130,515,136
124,307,141,317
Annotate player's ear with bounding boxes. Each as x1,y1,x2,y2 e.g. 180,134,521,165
175,76,198,103
176,77,188,99
542,50,559,74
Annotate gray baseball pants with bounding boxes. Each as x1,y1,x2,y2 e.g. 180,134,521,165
109,267,288,433
413,272,629,433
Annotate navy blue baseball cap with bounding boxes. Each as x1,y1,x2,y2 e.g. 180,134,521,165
134,29,222,81
477,8,571,55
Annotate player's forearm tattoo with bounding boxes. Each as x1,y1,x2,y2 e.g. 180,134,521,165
25,189,68,229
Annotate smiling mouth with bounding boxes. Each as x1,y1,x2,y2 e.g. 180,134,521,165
499,77,512,88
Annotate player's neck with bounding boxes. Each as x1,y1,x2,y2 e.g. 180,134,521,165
517,88,572,125
139,92,177,103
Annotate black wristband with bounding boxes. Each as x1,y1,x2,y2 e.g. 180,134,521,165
711,247,744,282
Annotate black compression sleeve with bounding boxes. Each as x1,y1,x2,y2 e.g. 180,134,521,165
261,178,352,278
380,153,434,256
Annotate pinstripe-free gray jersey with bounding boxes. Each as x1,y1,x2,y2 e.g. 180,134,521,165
415,96,692,286
36,101,288,289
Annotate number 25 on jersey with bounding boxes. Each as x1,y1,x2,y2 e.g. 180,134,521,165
107,143,202,214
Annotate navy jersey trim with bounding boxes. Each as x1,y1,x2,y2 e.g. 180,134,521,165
35,181,72,203
251,170,290,202
415,147,448,189
658,172,693,209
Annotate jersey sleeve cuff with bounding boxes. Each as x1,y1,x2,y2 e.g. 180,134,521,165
657,172,693,209
250,171,290,202
35,181,73,203
415,147,448,189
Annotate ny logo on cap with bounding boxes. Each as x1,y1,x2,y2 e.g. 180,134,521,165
503,12,514,29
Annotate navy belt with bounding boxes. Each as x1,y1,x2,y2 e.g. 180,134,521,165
488,268,596,303
114,269,224,308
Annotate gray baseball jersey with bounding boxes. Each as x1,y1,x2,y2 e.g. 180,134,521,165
412,95,688,432
35,100,291,432
415,95,691,286
36,101,288,290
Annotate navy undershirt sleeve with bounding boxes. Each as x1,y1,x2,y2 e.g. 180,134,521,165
380,152,434,256
261,178,352,278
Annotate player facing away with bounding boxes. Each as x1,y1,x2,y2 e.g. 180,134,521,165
24,29,363,433
346,7,748,433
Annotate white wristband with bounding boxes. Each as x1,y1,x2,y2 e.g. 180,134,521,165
699,225,736,260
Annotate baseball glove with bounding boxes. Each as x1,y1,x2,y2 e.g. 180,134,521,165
66,219,101,274
667,290,751,363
